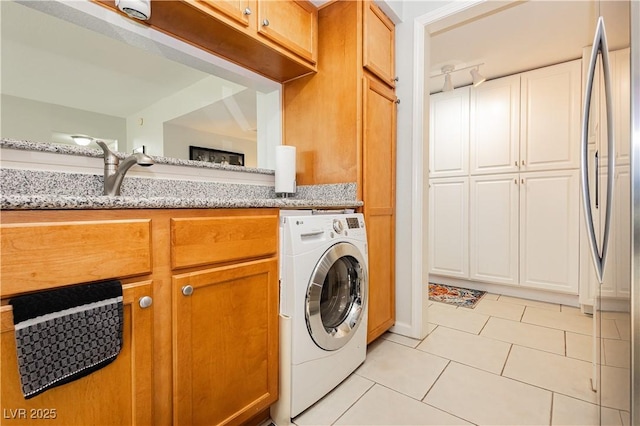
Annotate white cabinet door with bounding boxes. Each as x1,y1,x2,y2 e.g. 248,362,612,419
470,75,520,175
614,166,631,297
470,174,519,285
520,60,581,172
429,177,469,278
429,87,469,177
519,170,579,293
613,48,630,166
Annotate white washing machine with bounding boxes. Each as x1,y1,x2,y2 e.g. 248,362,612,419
271,210,369,424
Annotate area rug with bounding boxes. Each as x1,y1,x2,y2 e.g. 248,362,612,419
428,283,486,308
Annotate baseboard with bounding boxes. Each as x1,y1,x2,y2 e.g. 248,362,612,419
389,320,420,339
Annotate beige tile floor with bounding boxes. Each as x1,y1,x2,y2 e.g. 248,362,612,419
291,293,631,426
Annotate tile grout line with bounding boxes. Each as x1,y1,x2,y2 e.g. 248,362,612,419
549,392,555,426
500,343,513,376
328,376,375,426
419,359,451,401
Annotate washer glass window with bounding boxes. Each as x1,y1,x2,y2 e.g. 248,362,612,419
306,242,367,351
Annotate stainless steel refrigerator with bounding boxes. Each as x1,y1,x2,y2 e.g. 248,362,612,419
580,0,639,422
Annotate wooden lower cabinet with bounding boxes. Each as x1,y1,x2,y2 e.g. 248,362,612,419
172,258,279,425
1,209,279,426
0,281,153,425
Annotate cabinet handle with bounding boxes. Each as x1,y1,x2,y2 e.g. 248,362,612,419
394,76,399,82
243,7,251,15
521,160,526,166
515,161,518,167
514,178,518,185
262,19,270,26
182,285,194,296
521,178,525,184
395,99,400,105
139,296,153,308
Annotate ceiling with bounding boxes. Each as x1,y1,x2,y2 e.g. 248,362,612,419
1,1,257,141
429,0,630,93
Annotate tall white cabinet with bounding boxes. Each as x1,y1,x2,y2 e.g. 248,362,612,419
430,59,582,295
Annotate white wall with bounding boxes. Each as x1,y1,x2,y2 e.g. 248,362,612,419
125,75,247,156
392,1,456,338
1,94,127,145
163,123,257,168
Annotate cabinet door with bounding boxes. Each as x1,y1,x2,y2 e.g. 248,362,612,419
258,0,317,64
429,87,470,177
191,0,254,28
1,281,153,425
470,174,519,285
613,48,630,166
519,170,579,293
363,76,396,342
614,166,631,297
363,1,395,87
520,60,581,172
173,258,278,426
470,75,520,175
429,177,469,279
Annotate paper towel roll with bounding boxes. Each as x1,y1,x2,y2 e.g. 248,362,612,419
275,145,297,195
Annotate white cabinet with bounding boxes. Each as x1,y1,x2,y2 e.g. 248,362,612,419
429,177,469,278
520,60,581,172
429,87,469,177
519,170,580,293
469,174,519,285
470,75,520,175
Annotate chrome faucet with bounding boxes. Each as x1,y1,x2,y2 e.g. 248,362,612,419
96,141,153,196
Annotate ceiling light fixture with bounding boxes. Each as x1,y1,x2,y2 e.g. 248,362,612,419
431,63,486,92
442,65,455,92
71,135,93,146
470,67,486,87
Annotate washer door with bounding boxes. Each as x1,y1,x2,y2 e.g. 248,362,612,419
305,242,368,351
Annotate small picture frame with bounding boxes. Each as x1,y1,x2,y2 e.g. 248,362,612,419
189,146,245,166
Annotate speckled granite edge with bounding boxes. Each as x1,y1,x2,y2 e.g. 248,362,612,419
0,169,361,210
0,138,275,175
0,195,363,210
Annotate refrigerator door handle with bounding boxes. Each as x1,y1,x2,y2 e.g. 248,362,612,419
580,16,615,284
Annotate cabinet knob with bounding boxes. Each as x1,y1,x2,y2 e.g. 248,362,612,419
243,7,251,15
393,76,399,82
139,296,153,309
182,285,194,296
521,160,526,166
262,19,270,26
521,178,525,184
515,161,518,166
514,178,518,184
395,98,400,105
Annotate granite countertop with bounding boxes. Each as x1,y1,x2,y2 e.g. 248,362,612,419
0,141,363,210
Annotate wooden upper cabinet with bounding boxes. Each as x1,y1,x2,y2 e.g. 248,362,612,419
258,0,318,64
192,0,255,28
94,0,317,82
363,1,395,87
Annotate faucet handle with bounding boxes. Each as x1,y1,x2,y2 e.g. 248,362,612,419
96,140,119,165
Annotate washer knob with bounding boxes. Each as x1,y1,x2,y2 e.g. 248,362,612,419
333,219,344,234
